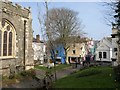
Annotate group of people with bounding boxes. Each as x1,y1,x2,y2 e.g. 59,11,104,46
80,54,95,67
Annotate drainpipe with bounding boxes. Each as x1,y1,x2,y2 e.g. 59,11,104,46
24,20,26,70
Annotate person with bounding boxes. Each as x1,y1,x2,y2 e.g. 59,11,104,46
85,54,91,67
79,55,81,65
82,56,86,66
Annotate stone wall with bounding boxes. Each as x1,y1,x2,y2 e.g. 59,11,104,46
0,1,34,76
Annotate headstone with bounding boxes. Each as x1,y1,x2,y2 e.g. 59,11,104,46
9,64,15,79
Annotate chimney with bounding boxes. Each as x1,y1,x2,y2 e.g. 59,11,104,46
36,34,40,43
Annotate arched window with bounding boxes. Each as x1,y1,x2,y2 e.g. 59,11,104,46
0,19,16,58
3,31,7,56
9,32,12,56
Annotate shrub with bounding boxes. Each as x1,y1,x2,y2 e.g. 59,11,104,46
20,71,28,76
9,74,15,79
20,69,36,78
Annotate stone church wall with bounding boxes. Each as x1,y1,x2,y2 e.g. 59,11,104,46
0,1,34,76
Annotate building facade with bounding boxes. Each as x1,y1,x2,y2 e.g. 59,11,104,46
95,37,112,62
66,43,87,64
32,35,46,65
51,44,66,64
0,2,34,76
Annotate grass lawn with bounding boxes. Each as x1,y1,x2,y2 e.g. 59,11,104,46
53,66,120,88
35,64,71,73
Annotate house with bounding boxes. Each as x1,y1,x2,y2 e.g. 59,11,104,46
32,35,46,65
66,42,88,64
87,39,96,56
51,44,66,64
95,37,112,62
0,2,34,76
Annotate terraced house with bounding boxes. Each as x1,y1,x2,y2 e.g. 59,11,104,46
0,1,34,76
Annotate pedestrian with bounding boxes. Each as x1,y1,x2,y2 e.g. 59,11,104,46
86,54,90,67
75,58,77,68
83,56,86,67
79,55,81,65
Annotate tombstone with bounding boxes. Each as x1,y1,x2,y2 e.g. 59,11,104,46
9,64,15,79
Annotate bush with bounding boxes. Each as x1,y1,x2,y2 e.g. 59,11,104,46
76,68,102,78
9,74,15,79
113,65,120,82
20,69,36,78
20,71,28,76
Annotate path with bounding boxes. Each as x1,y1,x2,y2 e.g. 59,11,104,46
2,64,82,88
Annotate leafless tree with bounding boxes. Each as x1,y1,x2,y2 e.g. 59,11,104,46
102,1,116,26
45,7,84,63
37,1,58,81
103,0,120,65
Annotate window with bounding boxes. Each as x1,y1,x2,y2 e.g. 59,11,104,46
80,47,82,50
72,50,76,54
103,52,107,58
9,32,12,56
0,19,15,58
114,48,117,52
56,50,58,54
111,35,115,38
3,31,7,56
99,52,102,58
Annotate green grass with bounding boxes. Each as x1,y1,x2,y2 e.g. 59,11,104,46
35,64,71,73
54,66,119,88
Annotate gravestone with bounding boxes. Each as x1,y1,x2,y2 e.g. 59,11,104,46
9,64,15,79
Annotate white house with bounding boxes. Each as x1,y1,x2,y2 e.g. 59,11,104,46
32,35,46,65
95,37,113,62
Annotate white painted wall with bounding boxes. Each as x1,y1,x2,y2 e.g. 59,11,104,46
96,37,112,62
32,42,46,64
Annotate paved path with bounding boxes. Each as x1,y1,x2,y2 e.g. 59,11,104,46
2,64,82,88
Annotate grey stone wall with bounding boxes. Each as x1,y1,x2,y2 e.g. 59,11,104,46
0,1,34,76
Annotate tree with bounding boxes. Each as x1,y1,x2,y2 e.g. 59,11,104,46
104,1,120,83
104,1,120,65
45,7,84,63
113,1,120,65
103,1,116,26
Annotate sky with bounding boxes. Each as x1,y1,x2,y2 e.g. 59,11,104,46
15,2,112,40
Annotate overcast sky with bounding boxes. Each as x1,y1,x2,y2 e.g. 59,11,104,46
16,2,112,40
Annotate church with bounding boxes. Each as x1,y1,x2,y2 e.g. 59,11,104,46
0,1,34,76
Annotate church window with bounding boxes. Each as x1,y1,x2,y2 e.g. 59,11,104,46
0,19,16,58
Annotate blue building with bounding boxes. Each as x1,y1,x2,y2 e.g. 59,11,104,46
51,45,66,64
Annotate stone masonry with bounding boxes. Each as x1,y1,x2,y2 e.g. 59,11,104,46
0,1,34,76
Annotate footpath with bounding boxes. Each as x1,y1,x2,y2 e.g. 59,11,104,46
2,64,82,88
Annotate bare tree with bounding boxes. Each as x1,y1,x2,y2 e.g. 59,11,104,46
103,0,120,65
38,1,58,81
45,7,84,63
37,2,84,82
100,1,116,26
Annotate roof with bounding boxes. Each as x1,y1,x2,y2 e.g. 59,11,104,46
33,38,44,43
105,37,112,43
